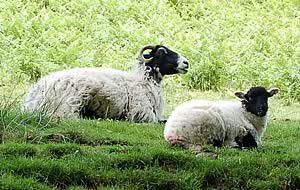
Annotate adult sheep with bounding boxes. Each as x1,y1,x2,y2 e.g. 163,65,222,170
164,86,279,151
23,45,189,122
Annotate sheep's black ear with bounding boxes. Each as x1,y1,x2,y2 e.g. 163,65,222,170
234,91,246,100
268,88,279,97
156,47,168,56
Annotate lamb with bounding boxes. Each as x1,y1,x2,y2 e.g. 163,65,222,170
164,86,279,151
23,45,189,122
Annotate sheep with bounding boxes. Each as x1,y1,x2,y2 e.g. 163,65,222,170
23,45,189,122
164,86,279,152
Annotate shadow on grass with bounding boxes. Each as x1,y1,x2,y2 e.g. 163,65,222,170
41,131,130,146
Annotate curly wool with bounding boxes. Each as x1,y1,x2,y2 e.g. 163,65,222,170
24,66,164,122
164,100,267,148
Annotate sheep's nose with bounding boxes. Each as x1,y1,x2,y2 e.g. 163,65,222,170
259,105,267,111
183,61,189,67
257,105,267,116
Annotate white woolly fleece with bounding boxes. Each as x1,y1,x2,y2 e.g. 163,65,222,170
24,67,164,122
164,99,268,147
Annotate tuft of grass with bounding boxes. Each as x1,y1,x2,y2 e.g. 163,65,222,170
0,175,51,190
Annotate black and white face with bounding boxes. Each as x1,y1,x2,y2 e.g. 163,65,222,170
142,45,189,75
235,87,279,117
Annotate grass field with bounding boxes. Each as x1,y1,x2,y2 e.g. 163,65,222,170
0,105,299,189
0,0,300,189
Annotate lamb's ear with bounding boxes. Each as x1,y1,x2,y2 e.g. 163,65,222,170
268,88,279,97
234,91,246,100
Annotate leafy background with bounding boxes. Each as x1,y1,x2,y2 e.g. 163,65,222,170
0,0,299,103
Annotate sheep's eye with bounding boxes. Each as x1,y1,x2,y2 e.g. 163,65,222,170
248,97,253,101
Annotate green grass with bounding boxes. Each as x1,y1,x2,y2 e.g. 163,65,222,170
0,109,299,189
0,0,300,189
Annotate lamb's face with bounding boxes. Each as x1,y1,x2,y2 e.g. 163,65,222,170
143,45,189,76
235,87,279,117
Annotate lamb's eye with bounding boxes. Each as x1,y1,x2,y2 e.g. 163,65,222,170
248,97,253,101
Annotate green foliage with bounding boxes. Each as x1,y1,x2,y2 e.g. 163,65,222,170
0,0,299,102
0,102,299,189
0,175,51,190
177,0,300,101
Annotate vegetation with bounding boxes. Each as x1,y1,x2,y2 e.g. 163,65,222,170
0,102,299,189
0,0,299,189
0,0,299,102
